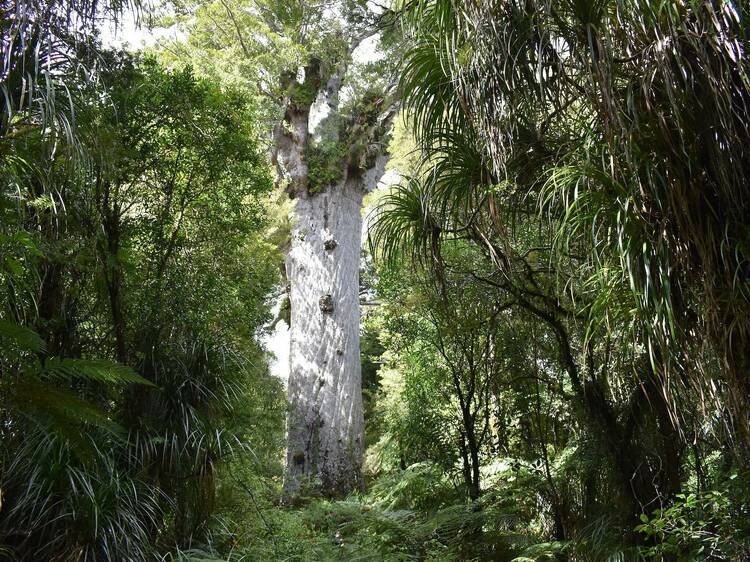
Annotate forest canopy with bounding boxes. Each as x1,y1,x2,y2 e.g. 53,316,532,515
1,0,749,560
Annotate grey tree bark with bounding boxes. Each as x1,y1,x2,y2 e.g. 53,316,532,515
273,57,394,497
284,179,365,495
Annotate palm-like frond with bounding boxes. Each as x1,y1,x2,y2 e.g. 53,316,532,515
399,36,465,150
369,176,440,266
0,426,163,561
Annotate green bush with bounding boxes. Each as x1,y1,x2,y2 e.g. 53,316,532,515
636,483,750,561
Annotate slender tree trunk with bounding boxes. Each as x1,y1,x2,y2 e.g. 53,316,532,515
468,439,481,501
283,177,366,497
102,209,127,365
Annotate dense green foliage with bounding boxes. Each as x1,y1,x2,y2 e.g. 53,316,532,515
366,0,750,559
3,0,750,560
0,8,283,557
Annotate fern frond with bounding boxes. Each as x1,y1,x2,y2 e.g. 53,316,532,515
0,320,46,353
40,358,156,387
11,379,121,433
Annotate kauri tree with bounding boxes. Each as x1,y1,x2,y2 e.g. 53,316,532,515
162,0,400,496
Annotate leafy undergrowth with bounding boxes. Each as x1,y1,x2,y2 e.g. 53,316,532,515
166,464,750,562
165,463,566,562
161,458,750,562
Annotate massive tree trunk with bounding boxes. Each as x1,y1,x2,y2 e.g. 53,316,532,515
284,177,366,496
273,56,394,497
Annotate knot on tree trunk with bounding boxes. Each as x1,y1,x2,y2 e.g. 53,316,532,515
319,294,334,314
293,451,305,467
324,238,337,251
